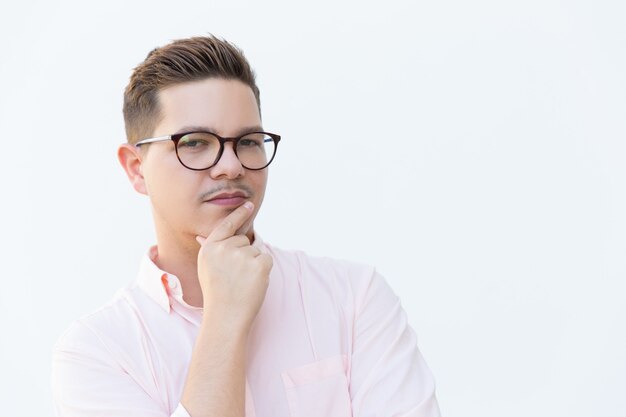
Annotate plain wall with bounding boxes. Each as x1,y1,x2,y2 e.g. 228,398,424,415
1,0,625,415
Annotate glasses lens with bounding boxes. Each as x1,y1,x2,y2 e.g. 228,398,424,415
236,133,276,169
176,132,220,169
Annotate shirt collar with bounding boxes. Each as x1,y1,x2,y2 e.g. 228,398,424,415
136,245,172,313
136,233,267,313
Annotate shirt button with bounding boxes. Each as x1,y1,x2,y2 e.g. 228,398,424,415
168,279,178,289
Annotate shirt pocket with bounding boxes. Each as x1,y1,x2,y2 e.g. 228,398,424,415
281,354,352,417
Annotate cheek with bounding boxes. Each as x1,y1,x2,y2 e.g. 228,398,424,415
148,169,199,213
251,172,268,200
144,150,184,196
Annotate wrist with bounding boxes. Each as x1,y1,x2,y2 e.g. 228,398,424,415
201,308,252,338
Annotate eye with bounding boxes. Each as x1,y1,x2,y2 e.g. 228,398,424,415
180,139,209,148
177,133,217,152
239,133,269,148
239,138,262,147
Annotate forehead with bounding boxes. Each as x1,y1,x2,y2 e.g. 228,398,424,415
155,78,261,136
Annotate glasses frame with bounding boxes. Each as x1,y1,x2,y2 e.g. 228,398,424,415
135,130,281,171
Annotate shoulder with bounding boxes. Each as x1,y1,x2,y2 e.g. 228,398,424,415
53,284,153,355
266,242,375,279
263,242,387,306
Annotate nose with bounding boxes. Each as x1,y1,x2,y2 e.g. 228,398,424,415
209,142,244,179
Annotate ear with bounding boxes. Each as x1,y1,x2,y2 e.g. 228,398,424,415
117,144,148,196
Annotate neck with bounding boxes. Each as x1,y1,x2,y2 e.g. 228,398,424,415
152,226,257,309
153,230,204,307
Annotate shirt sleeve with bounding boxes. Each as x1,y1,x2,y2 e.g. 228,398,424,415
51,321,190,417
349,270,441,417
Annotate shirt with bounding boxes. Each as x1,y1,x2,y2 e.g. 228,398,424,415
52,236,441,417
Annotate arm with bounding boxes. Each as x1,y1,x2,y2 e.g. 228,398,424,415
180,201,272,417
179,315,248,417
52,321,189,417
51,320,248,417
52,202,271,417
350,271,441,417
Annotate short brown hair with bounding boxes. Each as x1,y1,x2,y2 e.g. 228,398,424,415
123,35,261,144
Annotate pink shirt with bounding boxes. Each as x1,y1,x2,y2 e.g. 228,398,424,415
52,236,440,417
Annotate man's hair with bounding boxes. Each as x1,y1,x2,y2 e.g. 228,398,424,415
123,35,261,144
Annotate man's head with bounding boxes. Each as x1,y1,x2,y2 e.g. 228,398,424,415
118,35,271,257
122,35,261,145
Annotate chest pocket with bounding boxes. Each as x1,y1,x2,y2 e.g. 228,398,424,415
281,354,352,417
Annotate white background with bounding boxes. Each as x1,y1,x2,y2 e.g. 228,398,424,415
0,0,624,416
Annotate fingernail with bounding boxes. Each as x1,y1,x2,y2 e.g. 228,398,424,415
244,201,254,210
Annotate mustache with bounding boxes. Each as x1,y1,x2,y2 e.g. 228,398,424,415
199,183,254,202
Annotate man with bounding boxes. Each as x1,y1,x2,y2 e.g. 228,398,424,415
51,35,441,417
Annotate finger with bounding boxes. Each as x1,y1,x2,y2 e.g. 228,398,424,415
239,245,261,257
196,222,251,248
207,201,254,242
222,234,251,248
257,253,274,268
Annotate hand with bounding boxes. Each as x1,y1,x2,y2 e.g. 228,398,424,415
195,202,273,330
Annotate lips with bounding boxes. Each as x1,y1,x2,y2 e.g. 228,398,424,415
205,190,250,206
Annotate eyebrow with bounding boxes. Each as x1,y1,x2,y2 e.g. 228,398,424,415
173,125,264,137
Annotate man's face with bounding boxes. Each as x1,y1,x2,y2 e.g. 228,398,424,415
135,78,267,245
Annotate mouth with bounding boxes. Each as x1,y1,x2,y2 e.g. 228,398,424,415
204,190,250,207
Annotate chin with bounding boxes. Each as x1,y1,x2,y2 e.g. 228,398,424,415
240,221,255,238
245,225,256,240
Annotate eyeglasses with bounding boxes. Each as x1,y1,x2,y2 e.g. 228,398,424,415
135,131,281,171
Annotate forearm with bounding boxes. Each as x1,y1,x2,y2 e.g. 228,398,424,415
181,315,249,417
181,203,270,417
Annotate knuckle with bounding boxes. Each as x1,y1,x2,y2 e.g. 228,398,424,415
214,241,227,253
259,254,273,267
200,241,213,254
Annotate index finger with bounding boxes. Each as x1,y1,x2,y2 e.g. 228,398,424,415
206,201,255,242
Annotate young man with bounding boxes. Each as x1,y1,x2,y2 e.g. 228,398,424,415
51,35,441,417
